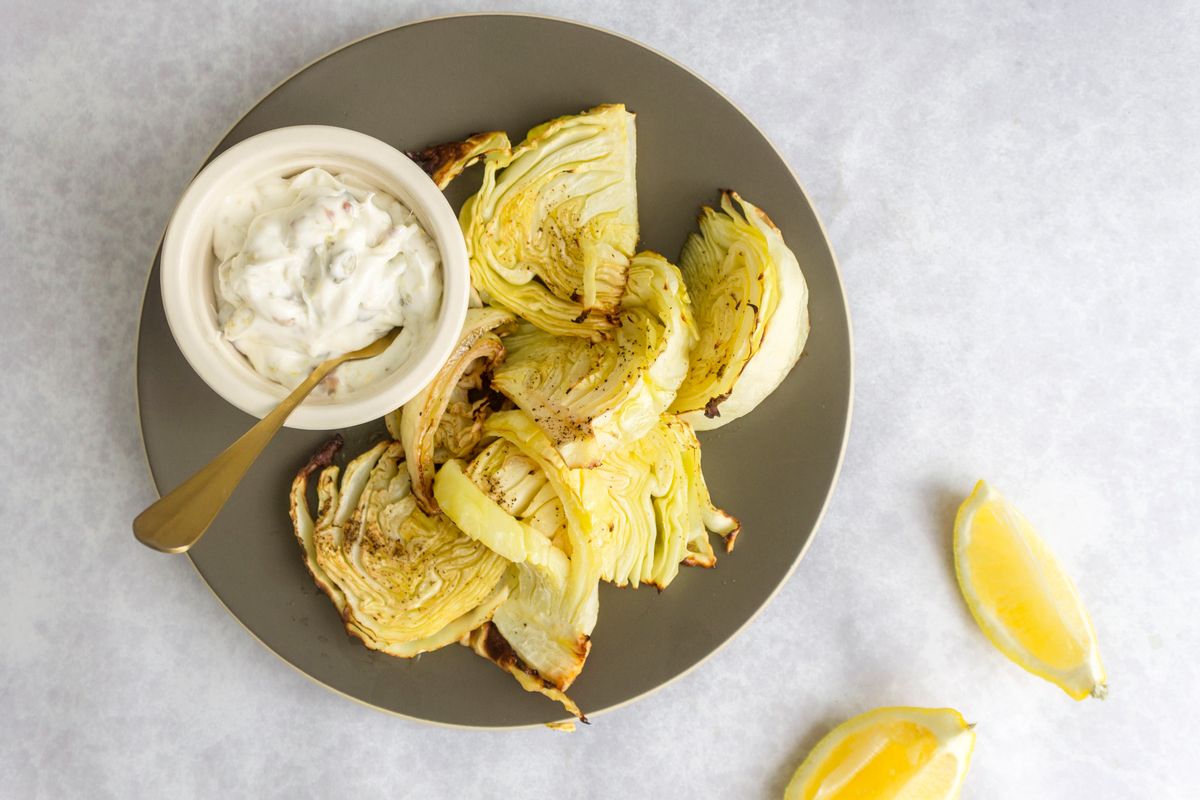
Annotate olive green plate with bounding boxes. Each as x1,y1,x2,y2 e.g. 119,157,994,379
136,13,852,728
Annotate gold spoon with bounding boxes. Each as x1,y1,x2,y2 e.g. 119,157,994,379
133,329,400,554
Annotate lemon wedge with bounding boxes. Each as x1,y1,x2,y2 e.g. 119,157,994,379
954,480,1106,700
783,706,975,800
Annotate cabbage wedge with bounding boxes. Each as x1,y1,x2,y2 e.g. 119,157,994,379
435,410,606,691
407,130,512,190
454,436,588,717
670,192,810,430
435,447,600,693
491,251,695,468
289,436,510,658
447,410,736,591
589,415,741,588
460,104,638,338
385,307,515,514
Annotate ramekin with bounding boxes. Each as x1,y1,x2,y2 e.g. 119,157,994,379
160,125,469,430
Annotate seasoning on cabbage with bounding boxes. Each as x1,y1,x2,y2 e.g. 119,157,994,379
670,192,810,430
289,436,510,658
460,104,638,339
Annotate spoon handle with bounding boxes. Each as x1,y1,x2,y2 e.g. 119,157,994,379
133,360,339,553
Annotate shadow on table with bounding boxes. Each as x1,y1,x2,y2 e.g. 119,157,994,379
765,712,843,796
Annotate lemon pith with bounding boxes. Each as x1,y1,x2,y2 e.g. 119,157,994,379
783,707,975,800
953,480,1106,700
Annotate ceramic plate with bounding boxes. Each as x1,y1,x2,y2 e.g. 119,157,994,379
136,13,852,727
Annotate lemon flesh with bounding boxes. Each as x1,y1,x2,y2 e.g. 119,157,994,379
954,480,1106,700
784,707,975,800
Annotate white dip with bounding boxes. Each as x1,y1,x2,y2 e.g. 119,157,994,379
212,167,441,395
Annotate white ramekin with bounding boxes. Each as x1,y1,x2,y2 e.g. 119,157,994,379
160,125,470,430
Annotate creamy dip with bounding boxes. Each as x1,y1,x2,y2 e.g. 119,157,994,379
213,167,441,395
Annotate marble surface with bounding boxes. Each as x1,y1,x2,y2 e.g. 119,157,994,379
2,1,1197,797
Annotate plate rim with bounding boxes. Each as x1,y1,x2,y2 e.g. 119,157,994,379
133,11,855,730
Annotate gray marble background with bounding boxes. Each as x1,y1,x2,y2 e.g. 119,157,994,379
3,1,1197,797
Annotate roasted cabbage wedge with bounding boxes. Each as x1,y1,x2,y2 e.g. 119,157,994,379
491,251,696,467
435,457,597,718
670,192,810,430
407,130,512,190
435,411,604,689
458,436,587,717
460,104,638,338
479,412,738,587
451,410,737,590
289,436,510,658
385,307,515,514
590,415,741,588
